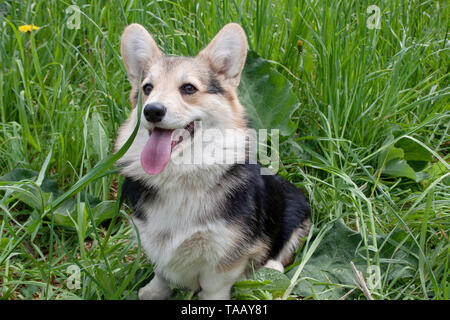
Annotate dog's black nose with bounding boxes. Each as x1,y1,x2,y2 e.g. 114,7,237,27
143,103,166,123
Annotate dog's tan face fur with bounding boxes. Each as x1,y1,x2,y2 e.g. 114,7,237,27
121,23,248,134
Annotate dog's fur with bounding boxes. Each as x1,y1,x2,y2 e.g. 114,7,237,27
115,23,311,300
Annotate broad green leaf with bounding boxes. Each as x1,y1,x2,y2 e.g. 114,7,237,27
233,279,270,290
90,111,108,161
382,158,417,181
254,267,291,298
92,200,117,223
239,51,300,136
0,168,60,195
95,267,116,299
378,145,404,169
0,168,40,183
395,138,433,162
287,220,363,299
287,220,418,299
0,169,56,212
378,133,433,181
0,168,115,228
386,146,404,162
234,267,291,299
52,199,77,227
52,196,114,229
395,137,432,172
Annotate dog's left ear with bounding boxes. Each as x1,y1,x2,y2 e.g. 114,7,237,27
197,23,248,87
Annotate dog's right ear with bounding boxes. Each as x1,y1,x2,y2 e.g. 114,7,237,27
121,24,162,83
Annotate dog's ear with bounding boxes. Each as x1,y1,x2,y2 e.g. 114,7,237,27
197,23,248,87
121,24,162,83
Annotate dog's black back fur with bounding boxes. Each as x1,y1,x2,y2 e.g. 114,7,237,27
220,164,310,262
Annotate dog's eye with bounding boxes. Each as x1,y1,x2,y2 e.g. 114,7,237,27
142,83,153,95
180,83,198,95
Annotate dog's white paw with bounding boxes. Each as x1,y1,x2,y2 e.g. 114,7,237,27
198,288,231,300
264,259,284,273
138,287,171,300
138,275,172,300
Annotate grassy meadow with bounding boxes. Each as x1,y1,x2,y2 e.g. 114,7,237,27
0,0,449,300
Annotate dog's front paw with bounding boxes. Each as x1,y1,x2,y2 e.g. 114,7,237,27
138,275,172,300
198,286,232,300
138,287,170,300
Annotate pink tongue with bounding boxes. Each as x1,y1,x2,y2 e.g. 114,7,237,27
141,127,174,175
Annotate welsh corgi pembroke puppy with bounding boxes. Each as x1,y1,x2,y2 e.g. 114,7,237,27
115,23,311,300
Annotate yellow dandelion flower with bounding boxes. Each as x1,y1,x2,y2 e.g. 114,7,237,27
297,40,303,53
18,24,40,33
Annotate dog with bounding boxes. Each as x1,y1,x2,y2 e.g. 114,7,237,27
115,23,311,300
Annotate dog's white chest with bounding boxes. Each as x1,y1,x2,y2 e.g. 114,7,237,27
132,188,233,287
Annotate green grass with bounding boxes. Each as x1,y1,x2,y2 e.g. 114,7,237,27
0,0,449,300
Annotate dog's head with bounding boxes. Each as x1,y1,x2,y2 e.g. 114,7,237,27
116,23,248,177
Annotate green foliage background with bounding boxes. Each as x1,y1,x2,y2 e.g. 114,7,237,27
0,0,448,300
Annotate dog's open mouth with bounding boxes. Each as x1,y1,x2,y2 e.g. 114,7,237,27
170,121,195,149
141,121,195,175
